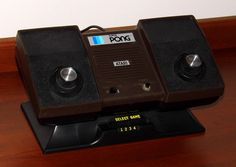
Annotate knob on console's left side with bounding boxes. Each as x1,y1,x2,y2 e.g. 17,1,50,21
51,66,83,96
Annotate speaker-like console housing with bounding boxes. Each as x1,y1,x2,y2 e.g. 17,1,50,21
16,15,224,153
138,16,224,106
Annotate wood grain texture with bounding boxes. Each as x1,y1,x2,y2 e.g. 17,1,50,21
0,16,236,167
199,16,236,50
0,38,16,73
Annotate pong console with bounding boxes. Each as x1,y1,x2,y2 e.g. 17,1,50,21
16,15,224,153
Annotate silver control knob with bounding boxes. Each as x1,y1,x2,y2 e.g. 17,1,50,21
185,54,202,68
59,67,77,82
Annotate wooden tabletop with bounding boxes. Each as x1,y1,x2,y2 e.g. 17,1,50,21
0,16,236,167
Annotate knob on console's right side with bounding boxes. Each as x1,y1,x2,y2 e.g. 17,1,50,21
137,15,224,107
175,53,206,81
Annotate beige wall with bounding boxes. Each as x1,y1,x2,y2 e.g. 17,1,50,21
0,0,235,37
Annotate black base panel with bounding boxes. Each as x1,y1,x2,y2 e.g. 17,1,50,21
21,102,205,153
